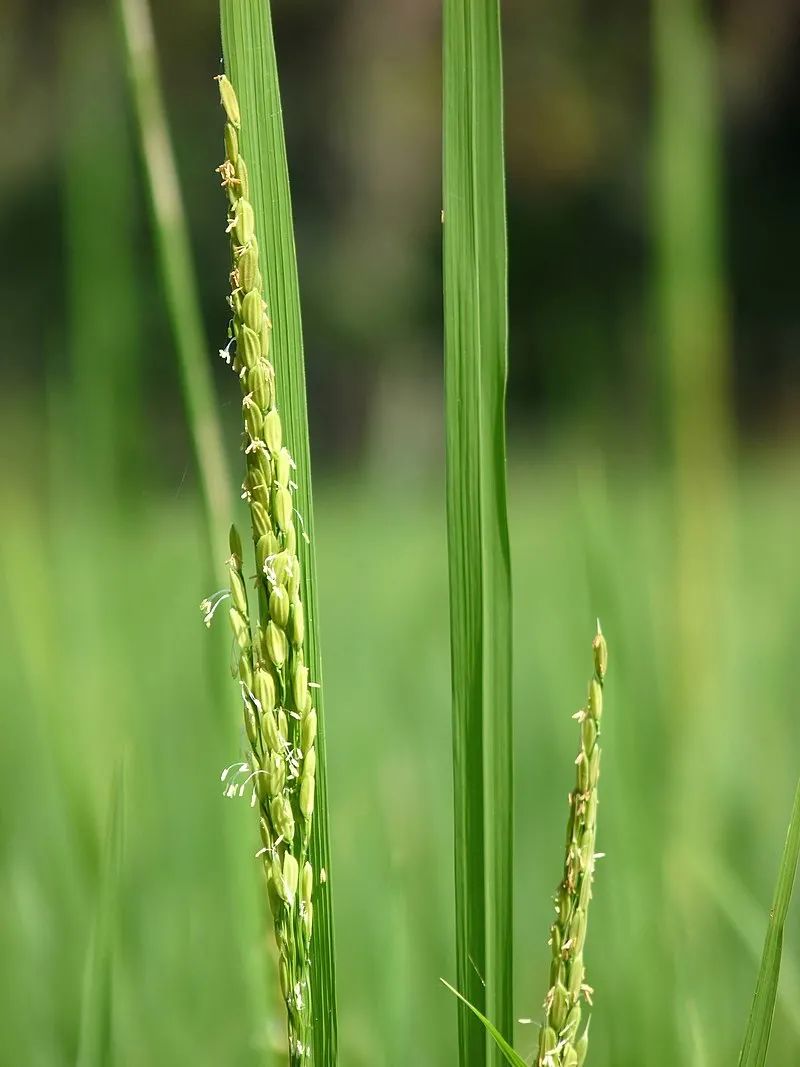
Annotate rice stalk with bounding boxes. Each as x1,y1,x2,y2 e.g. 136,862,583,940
205,76,317,1066
119,0,230,568
536,626,607,1067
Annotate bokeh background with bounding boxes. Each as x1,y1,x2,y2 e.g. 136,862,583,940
2,0,800,1064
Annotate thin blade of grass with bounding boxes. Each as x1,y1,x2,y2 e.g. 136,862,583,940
118,0,230,570
76,761,125,1067
738,774,800,1067
62,4,141,506
693,854,800,1037
219,5,337,1063
442,2,513,1066
441,982,527,1067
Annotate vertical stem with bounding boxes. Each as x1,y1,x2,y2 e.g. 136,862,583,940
118,0,230,570
651,0,734,1034
62,4,141,507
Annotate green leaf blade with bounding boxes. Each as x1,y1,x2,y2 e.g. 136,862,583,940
443,2,513,1065
738,775,800,1067
76,762,126,1067
441,981,527,1067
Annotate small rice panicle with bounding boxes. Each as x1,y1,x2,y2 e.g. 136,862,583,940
208,74,317,1067
537,625,607,1067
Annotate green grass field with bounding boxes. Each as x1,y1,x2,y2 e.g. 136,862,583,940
2,421,798,1065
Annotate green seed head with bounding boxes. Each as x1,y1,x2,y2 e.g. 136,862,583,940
302,899,314,941
300,773,315,820
279,958,291,1000
577,752,589,793
224,122,239,164
588,678,602,722
289,600,305,648
261,709,281,753
539,1027,558,1057
229,523,244,562
265,620,287,669
243,395,263,441
564,1002,582,1039
301,709,317,752
250,500,271,539
238,324,260,370
567,959,584,998
255,531,279,573
292,662,309,711
238,653,253,691
277,708,289,741
248,361,272,411
254,667,276,713
267,751,286,796
569,908,586,954
581,715,597,753
270,794,295,843
235,154,250,201
592,624,607,682
227,567,249,618
273,485,293,532
301,861,313,906
275,447,292,488
269,584,290,628
551,982,569,1030
286,556,300,600
282,852,299,904
217,75,241,128
244,700,260,748
303,746,317,781
241,290,263,332
263,408,282,454
233,198,255,246
238,243,259,294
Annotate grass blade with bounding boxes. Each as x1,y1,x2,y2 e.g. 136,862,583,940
738,774,800,1067
219,5,337,1063
62,4,141,505
118,0,230,569
76,761,126,1067
441,982,528,1067
442,2,513,1065
693,855,800,1038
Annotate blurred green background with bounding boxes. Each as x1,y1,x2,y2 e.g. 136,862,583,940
2,0,800,1064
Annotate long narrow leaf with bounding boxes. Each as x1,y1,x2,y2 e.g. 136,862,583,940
738,775,800,1067
76,762,125,1067
442,2,513,1065
441,982,528,1067
219,5,337,1063
118,0,230,570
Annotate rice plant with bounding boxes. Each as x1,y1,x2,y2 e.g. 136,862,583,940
7,3,800,1067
